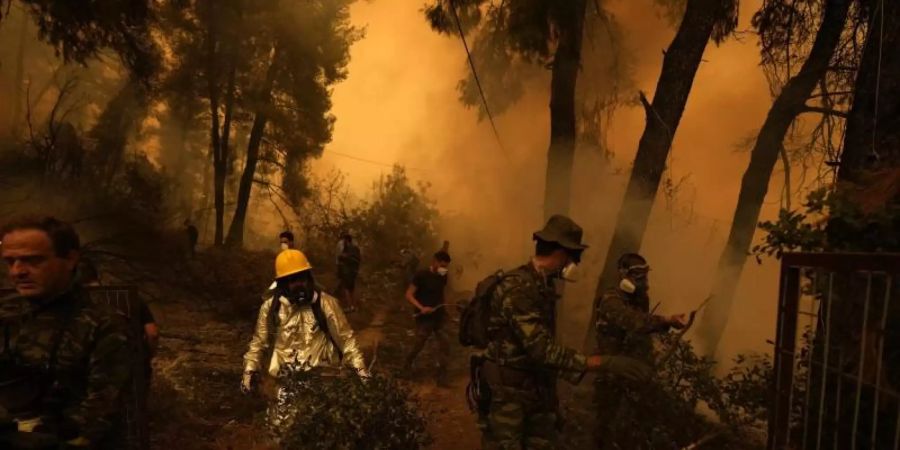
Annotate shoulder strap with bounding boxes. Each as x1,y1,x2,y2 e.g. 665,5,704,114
311,292,344,361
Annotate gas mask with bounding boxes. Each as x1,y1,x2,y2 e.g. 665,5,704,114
436,267,449,276
284,286,312,304
279,275,313,304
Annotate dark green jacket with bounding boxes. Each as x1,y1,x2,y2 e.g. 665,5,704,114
0,287,132,443
485,262,587,383
595,288,670,361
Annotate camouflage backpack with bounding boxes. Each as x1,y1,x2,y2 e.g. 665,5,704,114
458,270,507,349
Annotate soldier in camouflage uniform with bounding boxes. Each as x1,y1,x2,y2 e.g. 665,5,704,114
0,216,132,449
479,215,651,450
594,252,688,449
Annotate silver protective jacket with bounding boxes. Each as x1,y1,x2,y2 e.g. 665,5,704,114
243,291,368,377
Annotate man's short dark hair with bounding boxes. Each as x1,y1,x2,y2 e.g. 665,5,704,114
279,231,294,242
617,253,647,270
1,216,80,257
434,250,451,263
535,238,582,263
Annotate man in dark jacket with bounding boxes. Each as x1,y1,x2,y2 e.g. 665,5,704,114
0,216,132,448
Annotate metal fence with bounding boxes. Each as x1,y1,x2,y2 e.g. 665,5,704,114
769,253,900,450
0,286,149,450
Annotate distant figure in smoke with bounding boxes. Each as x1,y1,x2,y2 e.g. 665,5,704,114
184,219,199,258
264,231,296,298
279,230,295,251
336,233,361,313
402,250,452,386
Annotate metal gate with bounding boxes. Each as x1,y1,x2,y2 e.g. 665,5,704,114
770,253,900,450
0,286,149,450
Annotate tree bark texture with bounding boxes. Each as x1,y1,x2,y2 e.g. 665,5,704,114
10,15,28,139
697,0,851,354
543,0,586,219
226,47,279,248
584,0,725,350
838,0,900,183
88,77,147,185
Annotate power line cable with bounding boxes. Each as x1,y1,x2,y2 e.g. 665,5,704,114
321,149,431,172
871,0,884,161
449,0,511,162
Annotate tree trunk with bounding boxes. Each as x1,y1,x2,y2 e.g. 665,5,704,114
584,0,725,350
225,48,279,248
838,0,900,183
214,63,237,247
543,0,586,219
697,0,851,354
9,15,28,139
204,0,225,246
88,77,147,184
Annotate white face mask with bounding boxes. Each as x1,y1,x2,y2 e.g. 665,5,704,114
280,242,290,251
619,278,636,294
560,262,579,282
436,267,449,276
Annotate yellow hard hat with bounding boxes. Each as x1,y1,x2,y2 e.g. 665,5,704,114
275,249,313,279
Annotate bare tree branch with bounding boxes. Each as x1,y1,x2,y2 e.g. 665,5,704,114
800,105,849,118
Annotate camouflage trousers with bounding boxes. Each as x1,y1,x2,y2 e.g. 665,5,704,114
595,378,632,450
479,383,559,450
595,375,664,450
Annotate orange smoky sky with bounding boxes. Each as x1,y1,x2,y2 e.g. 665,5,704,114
315,0,800,359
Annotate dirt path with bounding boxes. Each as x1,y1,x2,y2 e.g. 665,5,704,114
147,288,481,450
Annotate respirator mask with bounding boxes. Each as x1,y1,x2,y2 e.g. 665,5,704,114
436,267,449,276
618,264,650,294
280,242,290,251
560,262,579,282
279,275,313,304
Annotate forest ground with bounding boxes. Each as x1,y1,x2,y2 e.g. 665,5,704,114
147,266,482,450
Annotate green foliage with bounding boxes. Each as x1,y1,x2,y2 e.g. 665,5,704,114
423,0,558,117
300,166,440,273
270,371,431,450
717,354,773,427
753,186,900,258
357,166,440,267
20,0,160,79
591,336,772,449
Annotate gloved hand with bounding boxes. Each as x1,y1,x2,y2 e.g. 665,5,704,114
668,314,689,329
594,355,652,382
240,371,258,394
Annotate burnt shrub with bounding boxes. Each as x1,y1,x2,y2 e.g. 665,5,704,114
269,370,431,449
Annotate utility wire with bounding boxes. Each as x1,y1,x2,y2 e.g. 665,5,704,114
449,0,510,162
871,0,884,161
322,149,431,172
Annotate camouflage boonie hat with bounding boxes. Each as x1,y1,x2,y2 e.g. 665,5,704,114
533,215,589,251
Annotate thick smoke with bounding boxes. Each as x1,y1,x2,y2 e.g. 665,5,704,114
315,0,792,363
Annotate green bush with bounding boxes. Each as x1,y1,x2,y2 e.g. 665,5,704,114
299,165,440,277
269,370,431,450
588,335,772,449
753,184,900,258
